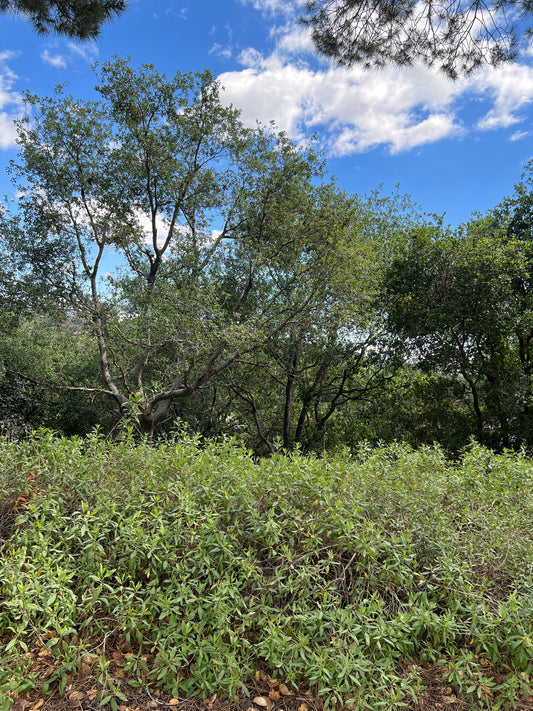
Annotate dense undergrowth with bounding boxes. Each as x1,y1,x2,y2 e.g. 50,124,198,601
1,431,533,710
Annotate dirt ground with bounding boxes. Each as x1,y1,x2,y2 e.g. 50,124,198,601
9,661,533,711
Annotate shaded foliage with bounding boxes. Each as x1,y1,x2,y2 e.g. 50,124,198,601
0,0,126,38
303,0,524,78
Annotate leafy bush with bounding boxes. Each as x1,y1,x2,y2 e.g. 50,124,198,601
0,431,532,709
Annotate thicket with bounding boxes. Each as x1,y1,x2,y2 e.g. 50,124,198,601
1,431,533,709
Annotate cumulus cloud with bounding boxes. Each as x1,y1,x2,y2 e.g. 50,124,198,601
0,52,22,149
0,111,19,149
272,24,316,56
217,17,533,155
473,63,533,130
220,33,463,153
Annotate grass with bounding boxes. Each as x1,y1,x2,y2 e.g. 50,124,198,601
0,429,533,710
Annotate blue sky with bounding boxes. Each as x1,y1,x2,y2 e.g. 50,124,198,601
1,0,533,225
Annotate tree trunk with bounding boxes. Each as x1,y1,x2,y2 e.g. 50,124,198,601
138,412,155,441
462,370,484,444
283,349,299,449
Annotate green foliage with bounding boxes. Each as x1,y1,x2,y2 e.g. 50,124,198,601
339,369,475,452
303,0,523,78
0,313,116,436
385,218,533,450
6,57,533,453
8,56,366,438
1,432,533,708
0,0,126,39
165,188,421,455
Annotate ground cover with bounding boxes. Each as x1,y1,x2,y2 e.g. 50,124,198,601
1,431,533,710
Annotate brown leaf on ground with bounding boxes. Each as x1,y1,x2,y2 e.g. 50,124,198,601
68,691,85,702
10,701,31,711
80,653,95,676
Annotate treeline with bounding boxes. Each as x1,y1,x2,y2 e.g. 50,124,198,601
1,56,533,454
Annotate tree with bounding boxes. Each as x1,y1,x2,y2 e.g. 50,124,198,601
385,219,533,448
206,188,412,454
7,57,352,438
154,186,419,455
302,0,523,78
0,312,116,436
346,367,477,451
0,0,126,38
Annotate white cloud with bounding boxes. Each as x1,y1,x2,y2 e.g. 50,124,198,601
237,0,305,16
166,6,187,19
0,51,19,63
66,41,99,63
39,41,99,70
220,45,463,153
521,39,533,58
209,43,232,61
333,113,459,155
132,209,172,248
473,63,533,130
0,111,19,148
510,129,532,141
41,50,68,69
217,17,533,155
237,48,264,68
68,200,183,251
272,24,316,56
0,53,22,149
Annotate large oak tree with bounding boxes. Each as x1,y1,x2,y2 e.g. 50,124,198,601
6,57,357,438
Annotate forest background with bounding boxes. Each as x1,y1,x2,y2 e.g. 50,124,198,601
3,0,533,454
2,52,533,453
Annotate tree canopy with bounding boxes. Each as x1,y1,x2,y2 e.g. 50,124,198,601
5,54,533,452
6,57,385,438
303,0,526,78
385,208,533,448
0,0,126,38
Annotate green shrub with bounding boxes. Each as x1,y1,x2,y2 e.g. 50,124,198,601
0,431,532,709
